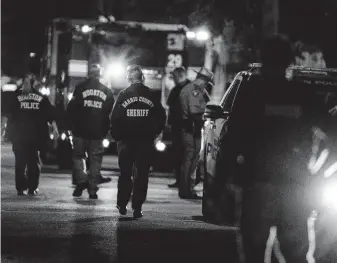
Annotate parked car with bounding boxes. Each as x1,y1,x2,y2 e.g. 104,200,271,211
199,64,337,225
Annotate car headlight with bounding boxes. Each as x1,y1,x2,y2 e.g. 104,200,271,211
155,140,166,152
102,139,110,148
322,180,337,211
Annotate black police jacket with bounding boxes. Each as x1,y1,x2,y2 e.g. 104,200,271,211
66,78,115,140
110,83,167,141
221,76,336,187
167,79,190,129
9,88,57,147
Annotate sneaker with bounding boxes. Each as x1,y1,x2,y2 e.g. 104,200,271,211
28,189,39,196
89,193,98,200
133,209,143,219
116,205,127,215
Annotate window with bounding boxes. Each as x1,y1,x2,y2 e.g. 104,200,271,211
220,78,241,112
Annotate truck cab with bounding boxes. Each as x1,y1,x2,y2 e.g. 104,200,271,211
41,18,204,170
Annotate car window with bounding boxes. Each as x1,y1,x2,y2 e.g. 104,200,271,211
220,78,241,112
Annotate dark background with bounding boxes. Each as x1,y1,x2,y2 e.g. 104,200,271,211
2,0,337,77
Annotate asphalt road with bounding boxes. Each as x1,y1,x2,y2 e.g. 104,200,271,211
1,144,239,263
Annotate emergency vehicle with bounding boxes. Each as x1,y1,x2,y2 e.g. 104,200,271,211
200,64,337,224
40,18,205,170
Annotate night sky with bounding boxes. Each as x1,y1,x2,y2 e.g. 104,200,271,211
1,0,337,76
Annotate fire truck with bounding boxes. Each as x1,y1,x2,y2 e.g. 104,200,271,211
40,17,205,170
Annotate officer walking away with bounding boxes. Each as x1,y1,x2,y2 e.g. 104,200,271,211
110,65,166,219
179,67,213,199
6,73,59,196
67,64,115,199
167,67,190,188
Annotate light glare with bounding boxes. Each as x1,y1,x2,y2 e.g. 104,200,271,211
196,30,210,41
106,62,125,79
155,141,166,152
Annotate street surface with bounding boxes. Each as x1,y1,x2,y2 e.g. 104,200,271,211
1,144,239,263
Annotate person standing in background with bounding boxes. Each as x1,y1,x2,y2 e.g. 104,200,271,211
179,67,214,199
166,67,190,188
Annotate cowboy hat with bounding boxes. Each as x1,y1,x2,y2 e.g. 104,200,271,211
193,67,214,83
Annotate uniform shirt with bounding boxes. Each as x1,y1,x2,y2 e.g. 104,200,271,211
179,80,208,121
9,88,56,145
66,78,115,140
167,79,190,128
110,83,166,141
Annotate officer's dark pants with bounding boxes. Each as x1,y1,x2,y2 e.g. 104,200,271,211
238,183,313,263
171,127,183,184
179,131,201,198
117,140,153,210
72,136,104,194
12,141,41,192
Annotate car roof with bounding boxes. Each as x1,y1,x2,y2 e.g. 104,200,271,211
238,63,337,91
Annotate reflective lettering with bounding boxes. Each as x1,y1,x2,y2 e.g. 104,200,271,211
18,94,42,102
139,97,154,107
126,109,149,117
122,96,154,108
20,102,39,109
82,89,107,101
84,100,102,108
122,97,139,108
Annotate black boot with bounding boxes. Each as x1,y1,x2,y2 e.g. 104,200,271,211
99,175,112,184
73,183,87,197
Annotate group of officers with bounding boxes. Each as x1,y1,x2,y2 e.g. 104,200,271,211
3,33,335,261
166,66,214,199
4,61,210,219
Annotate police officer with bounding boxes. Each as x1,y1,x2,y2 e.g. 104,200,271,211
110,65,166,218
67,64,115,199
167,67,190,188
227,34,327,262
6,73,59,196
179,67,213,199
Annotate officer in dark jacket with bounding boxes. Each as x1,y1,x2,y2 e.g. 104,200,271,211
224,35,329,262
7,73,59,196
110,64,166,218
166,67,190,188
67,64,115,199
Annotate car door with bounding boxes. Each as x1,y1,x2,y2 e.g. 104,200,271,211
203,74,243,177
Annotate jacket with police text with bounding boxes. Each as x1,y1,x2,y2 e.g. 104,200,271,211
66,78,115,140
9,88,57,147
110,83,166,141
